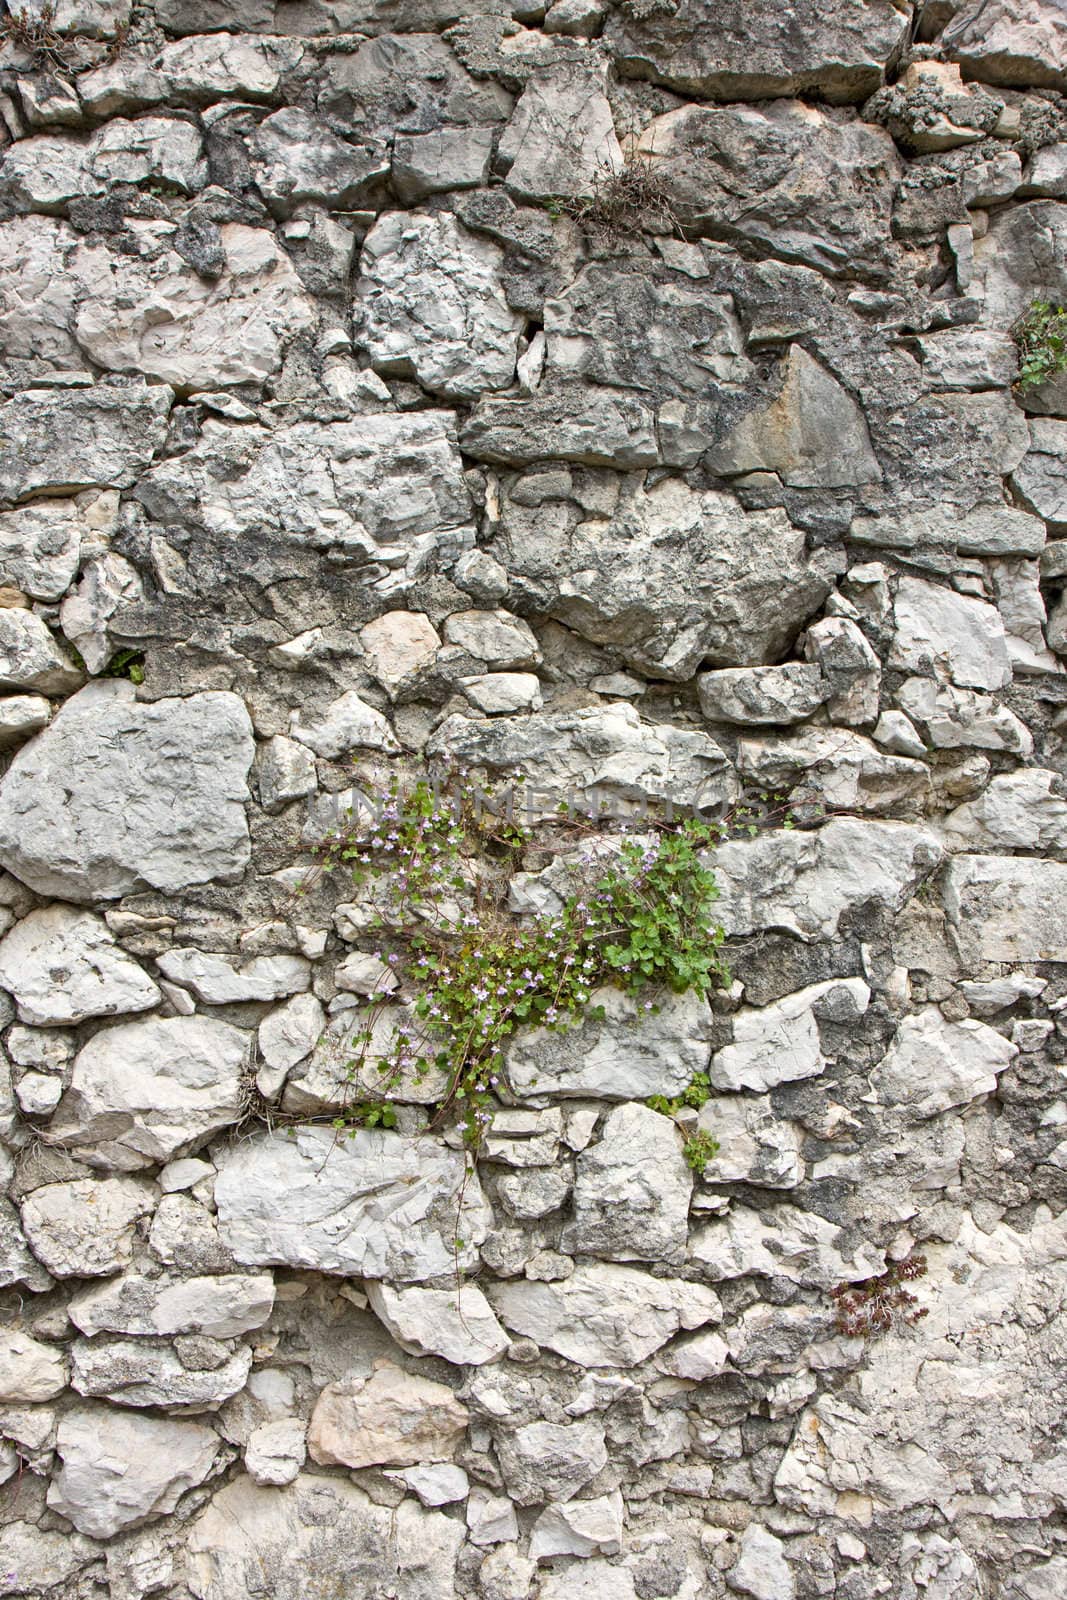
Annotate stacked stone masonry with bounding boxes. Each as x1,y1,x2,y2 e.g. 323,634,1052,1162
0,0,1066,1596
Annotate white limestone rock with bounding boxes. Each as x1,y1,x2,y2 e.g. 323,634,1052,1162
71,1337,252,1411
249,107,388,215
49,1015,249,1171
896,677,1034,755
697,663,829,726
710,979,870,1092
0,905,160,1026
393,125,494,200
0,492,115,602
466,1486,519,1546
941,769,1067,853
157,948,309,1005
529,1492,624,1561
0,1329,67,1402
308,1362,468,1468
159,32,306,102
498,62,622,203
537,1561,638,1600
429,704,736,817
506,986,711,1102
737,728,929,817
889,576,1012,691
290,689,400,759
442,608,541,669
488,1264,721,1367
360,609,442,698
692,1098,804,1190
69,1270,275,1339
852,500,1047,559
245,1417,307,1486
356,212,523,400
186,1473,465,1600
711,818,943,942
943,0,1067,91
255,735,317,814
804,616,882,726
0,609,83,694
0,118,206,208
1013,419,1067,530
0,695,51,748
48,1405,222,1538
0,681,253,902
19,1176,156,1277
728,1523,796,1600
872,1008,1018,1119
366,1283,509,1367
0,1523,96,1598
214,1125,491,1281
562,1102,692,1264
462,672,544,714
944,855,1067,964
257,992,325,1095
690,1204,885,1288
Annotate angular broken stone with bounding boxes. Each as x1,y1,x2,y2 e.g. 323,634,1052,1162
498,63,622,203
488,1263,721,1367
48,1405,222,1539
697,664,829,726
360,609,442,698
356,212,523,400
709,978,870,1092
941,769,1067,854
944,855,1067,964
506,986,711,1102
214,1125,491,1281
873,1008,1018,1120
736,728,929,817
429,704,736,815
605,0,910,103
711,818,943,941
249,107,388,215
156,948,309,1005
690,1204,885,1287
68,1270,275,1339
0,1329,67,1403
529,1490,624,1561
0,681,253,902
690,1098,804,1190
496,1419,607,1506
943,0,1067,91
50,1015,249,1171
245,1417,307,1487
0,610,83,695
19,1176,156,1278
0,905,160,1025
308,1363,468,1468
366,1283,509,1367
70,1337,252,1411
562,1102,692,1264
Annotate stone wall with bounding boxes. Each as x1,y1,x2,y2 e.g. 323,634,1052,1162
0,0,1066,1595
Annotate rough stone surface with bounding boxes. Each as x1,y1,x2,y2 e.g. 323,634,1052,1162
48,1406,221,1538
308,1363,469,1468
0,906,160,1026
0,683,253,902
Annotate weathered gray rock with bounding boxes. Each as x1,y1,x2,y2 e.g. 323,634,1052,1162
442,607,540,669
896,677,1033,754
0,118,206,209
0,681,253,902
136,412,474,587
50,1015,249,1171
356,212,523,400
69,1271,274,1339
393,125,495,200
361,609,442,697
0,492,114,602
1012,420,1067,532
48,1405,222,1538
691,1098,804,1190
637,102,901,280
186,1473,465,1600
944,855,1067,963
489,1264,721,1367
158,32,306,102
498,476,832,677
0,905,160,1026
804,616,882,726
710,978,870,1092
249,108,387,214
366,1283,509,1366
728,1523,796,1600
71,1337,252,1411
0,610,83,694
245,1418,307,1486
706,346,881,488
697,664,829,726
712,819,943,941
430,704,735,815
59,551,144,674
498,63,622,202
890,577,1012,691
308,1363,468,1468
605,0,910,103
529,1491,624,1561
971,200,1067,325
873,1007,1018,1119
737,728,929,817
0,1523,96,1598
943,0,1067,90
562,1103,692,1264
506,986,711,1102
0,695,51,748
214,1125,491,1280
19,1177,156,1277
290,689,400,759
255,736,318,815
690,1204,884,1287
462,386,660,471
496,1419,606,1506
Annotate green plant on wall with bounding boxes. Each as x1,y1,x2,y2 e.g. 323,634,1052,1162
1014,299,1067,393
310,770,730,1148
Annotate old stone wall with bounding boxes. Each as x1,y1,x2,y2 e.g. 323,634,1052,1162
0,0,1066,1595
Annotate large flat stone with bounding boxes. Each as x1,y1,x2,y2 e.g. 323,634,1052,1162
48,1405,222,1539
943,855,1067,963
213,1126,492,1281
0,384,171,507
0,681,253,902
0,906,160,1025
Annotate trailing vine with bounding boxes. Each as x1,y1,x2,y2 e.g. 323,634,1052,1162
308,769,733,1147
